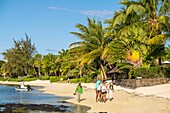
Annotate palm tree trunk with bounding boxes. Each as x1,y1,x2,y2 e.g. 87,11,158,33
99,62,107,79
80,67,82,77
38,66,41,77
33,65,37,77
158,57,162,65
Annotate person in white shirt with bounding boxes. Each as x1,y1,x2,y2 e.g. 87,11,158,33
100,80,108,103
20,80,25,88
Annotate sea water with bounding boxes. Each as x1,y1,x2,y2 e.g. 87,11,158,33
0,84,90,113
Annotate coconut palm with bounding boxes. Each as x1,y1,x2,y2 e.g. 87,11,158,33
41,53,57,76
104,0,170,69
104,2,148,69
30,53,42,77
56,49,74,76
124,0,170,65
69,18,109,79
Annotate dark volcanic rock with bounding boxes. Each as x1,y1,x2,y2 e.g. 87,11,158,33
57,101,68,103
0,103,69,113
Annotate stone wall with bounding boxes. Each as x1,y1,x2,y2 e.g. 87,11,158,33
117,78,170,89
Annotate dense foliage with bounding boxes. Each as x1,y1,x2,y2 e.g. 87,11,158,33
1,34,36,77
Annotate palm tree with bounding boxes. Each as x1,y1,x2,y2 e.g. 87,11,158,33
124,0,170,65
69,18,109,79
104,2,147,69
105,0,170,69
162,45,170,61
30,53,42,77
55,49,73,76
41,53,57,76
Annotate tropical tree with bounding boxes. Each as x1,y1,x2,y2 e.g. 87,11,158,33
162,45,170,61
1,34,36,77
69,18,109,79
55,49,69,76
41,53,57,76
30,53,42,77
104,0,170,71
0,60,5,76
104,2,147,70
121,0,170,65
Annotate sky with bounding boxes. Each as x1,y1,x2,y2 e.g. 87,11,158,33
0,0,122,60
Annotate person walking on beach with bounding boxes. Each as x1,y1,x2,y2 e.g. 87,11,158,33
74,83,83,103
95,79,101,102
100,80,108,103
108,82,114,101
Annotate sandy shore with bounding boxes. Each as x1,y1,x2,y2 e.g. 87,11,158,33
0,80,170,113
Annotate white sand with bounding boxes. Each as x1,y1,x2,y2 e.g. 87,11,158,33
0,80,170,113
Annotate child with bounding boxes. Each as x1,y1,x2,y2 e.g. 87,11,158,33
109,82,114,101
74,83,83,102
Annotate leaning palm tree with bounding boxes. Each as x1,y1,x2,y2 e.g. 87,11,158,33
69,18,109,79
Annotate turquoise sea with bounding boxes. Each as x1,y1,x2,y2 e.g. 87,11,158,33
0,84,90,113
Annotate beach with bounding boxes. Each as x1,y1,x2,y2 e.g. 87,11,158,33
0,80,170,113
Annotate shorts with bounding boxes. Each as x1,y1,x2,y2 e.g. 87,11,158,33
96,90,101,93
102,92,107,94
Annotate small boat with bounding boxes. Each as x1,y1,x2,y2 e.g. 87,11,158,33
15,87,29,92
15,85,32,92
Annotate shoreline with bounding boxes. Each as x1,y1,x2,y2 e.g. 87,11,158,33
0,80,170,113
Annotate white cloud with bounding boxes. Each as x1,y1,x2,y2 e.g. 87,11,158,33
48,7,114,17
46,49,58,52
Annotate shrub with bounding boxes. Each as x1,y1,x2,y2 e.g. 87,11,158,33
85,78,92,83
8,78,21,82
39,76,50,80
162,67,170,78
70,77,92,83
23,78,37,81
70,78,80,83
50,76,59,83
133,66,166,78
0,78,8,81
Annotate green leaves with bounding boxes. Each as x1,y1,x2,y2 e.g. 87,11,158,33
1,34,36,77
126,4,145,15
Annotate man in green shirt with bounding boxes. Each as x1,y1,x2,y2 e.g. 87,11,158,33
75,83,83,102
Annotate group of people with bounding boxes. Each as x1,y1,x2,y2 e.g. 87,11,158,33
74,79,114,103
95,80,114,103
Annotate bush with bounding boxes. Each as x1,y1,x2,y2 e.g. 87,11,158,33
70,77,92,83
133,66,167,78
85,78,92,83
50,76,59,83
39,76,50,80
23,78,37,81
70,78,80,83
162,67,170,78
0,78,8,81
8,78,21,82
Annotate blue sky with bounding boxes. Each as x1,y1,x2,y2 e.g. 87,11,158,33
0,0,122,60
